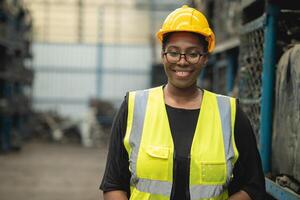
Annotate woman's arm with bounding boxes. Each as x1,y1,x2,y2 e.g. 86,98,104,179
103,190,128,200
229,190,252,200
100,97,131,198
228,104,266,200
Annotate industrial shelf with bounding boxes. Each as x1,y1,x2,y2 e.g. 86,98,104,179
0,0,33,152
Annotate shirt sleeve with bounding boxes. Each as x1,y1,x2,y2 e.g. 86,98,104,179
228,104,266,200
99,95,131,197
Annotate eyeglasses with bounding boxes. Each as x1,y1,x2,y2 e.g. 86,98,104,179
163,51,207,64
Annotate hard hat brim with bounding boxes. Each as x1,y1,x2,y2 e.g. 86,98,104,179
156,29,215,53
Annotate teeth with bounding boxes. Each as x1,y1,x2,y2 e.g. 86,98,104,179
176,71,189,77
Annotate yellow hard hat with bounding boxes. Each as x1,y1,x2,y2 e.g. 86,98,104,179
156,5,215,52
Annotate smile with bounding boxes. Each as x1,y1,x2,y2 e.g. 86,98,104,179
173,70,193,78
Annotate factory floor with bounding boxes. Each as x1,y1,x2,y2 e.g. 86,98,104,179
0,141,108,200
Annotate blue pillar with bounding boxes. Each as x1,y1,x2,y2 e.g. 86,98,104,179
259,3,280,174
15,83,23,143
0,116,13,151
0,82,13,151
96,43,103,98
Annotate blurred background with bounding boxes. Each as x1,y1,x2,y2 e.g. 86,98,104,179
1,0,300,199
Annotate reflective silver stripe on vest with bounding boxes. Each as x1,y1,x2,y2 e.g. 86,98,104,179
136,178,172,196
129,89,173,196
190,95,235,200
129,90,149,186
190,185,224,200
216,95,235,185
129,90,234,199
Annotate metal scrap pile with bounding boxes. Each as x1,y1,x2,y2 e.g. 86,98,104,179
24,111,82,144
89,98,116,130
272,45,300,195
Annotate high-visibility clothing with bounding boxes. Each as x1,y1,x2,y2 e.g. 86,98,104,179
124,86,239,200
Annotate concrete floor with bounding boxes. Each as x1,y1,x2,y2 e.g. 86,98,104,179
0,141,107,200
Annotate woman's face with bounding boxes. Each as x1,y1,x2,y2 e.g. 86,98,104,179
162,32,208,89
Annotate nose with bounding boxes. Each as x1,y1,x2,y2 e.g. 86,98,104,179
177,54,189,66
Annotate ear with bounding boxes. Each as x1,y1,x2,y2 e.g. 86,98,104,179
161,51,164,59
202,54,209,67
161,51,167,64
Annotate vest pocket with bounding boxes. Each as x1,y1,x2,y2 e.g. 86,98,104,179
146,145,169,159
139,145,170,180
201,162,226,184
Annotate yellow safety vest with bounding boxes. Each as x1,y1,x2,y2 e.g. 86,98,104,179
124,86,239,200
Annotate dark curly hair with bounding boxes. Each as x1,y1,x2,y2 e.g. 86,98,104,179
162,32,209,53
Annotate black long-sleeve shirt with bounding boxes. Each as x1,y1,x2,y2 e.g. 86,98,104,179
100,95,266,200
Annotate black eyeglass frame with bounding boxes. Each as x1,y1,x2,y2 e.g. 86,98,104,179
163,51,207,64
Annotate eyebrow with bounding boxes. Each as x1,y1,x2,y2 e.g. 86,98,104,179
166,46,203,51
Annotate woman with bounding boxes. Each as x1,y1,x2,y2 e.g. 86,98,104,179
100,5,265,200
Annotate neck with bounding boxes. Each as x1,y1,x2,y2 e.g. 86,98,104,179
165,83,199,98
164,83,203,109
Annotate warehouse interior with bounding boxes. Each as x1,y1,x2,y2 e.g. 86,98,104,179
1,0,300,199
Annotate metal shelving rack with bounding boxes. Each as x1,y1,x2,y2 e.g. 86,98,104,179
191,0,241,95
0,0,33,152
193,0,300,199
240,1,300,199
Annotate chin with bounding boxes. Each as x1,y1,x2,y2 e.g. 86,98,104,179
171,81,195,89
